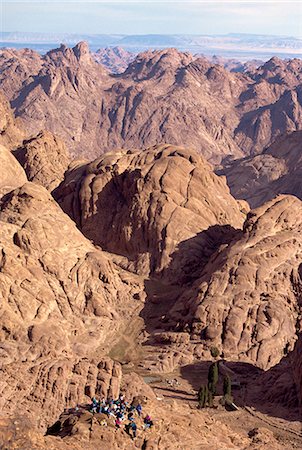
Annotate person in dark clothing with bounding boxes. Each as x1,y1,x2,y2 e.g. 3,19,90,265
131,421,137,438
128,411,134,421
144,415,153,430
136,403,142,416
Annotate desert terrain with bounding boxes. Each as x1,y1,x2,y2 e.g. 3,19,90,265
0,43,301,449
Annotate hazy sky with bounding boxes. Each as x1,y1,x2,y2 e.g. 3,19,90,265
1,1,302,38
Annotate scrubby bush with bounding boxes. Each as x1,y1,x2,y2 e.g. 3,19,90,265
223,375,232,397
208,362,219,395
208,390,214,408
197,385,208,408
210,346,220,358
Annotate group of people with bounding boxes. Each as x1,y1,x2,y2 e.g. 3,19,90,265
89,393,154,439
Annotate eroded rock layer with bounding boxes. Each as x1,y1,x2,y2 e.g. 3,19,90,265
55,144,246,277
0,182,142,428
170,195,302,370
1,44,302,163
14,130,70,191
220,130,302,208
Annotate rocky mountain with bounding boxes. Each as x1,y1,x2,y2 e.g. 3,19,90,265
0,180,143,429
205,55,263,73
54,144,246,278
168,195,302,371
1,42,302,164
219,130,302,208
0,144,27,197
0,91,25,149
0,49,302,449
93,46,135,73
235,57,302,155
13,130,70,192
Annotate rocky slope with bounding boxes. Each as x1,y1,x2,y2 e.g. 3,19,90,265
235,58,302,155
2,42,110,160
2,43,302,164
0,144,27,197
93,46,135,73
0,78,301,448
0,91,25,149
55,144,246,277
219,130,302,208
168,195,302,372
13,130,70,191
0,179,143,428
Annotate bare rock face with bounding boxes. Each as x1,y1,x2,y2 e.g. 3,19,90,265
3,42,109,159
93,46,135,74
14,130,70,191
0,45,245,163
0,91,24,149
99,51,245,164
1,45,302,164
0,47,43,102
235,58,302,155
55,144,246,277
171,195,302,370
0,182,141,428
0,144,27,197
219,130,302,208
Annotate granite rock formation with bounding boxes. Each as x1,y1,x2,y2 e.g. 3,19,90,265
0,91,24,149
55,144,246,277
169,195,302,371
219,130,302,208
2,43,301,163
93,46,135,73
0,144,27,197
14,130,70,191
0,181,142,428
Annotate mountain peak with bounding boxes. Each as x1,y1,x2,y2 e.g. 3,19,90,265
72,41,90,61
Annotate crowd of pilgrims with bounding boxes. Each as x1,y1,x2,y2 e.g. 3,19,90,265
88,393,154,439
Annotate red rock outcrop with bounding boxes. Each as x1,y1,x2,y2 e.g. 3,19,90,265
0,91,24,149
235,58,302,154
93,46,135,74
169,195,302,370
55,144,246,277
0,144,27,197
14,130,70,191
4,42,110,159
0,182,142,428
219,130,302,208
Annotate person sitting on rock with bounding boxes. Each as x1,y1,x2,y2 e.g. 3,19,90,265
115,417,122,429
144,415,153,430
136,403,142,416
125,422,131,436
130,421,137,438
120,402,126,411
103,405,110,416
116,410,124,420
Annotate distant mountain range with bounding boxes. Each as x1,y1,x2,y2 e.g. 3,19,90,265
1,32,302,60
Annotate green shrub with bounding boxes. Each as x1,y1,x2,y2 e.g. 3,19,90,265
208,362,219,395
210,346,220,358
223,375,232,397
197,385,208,408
